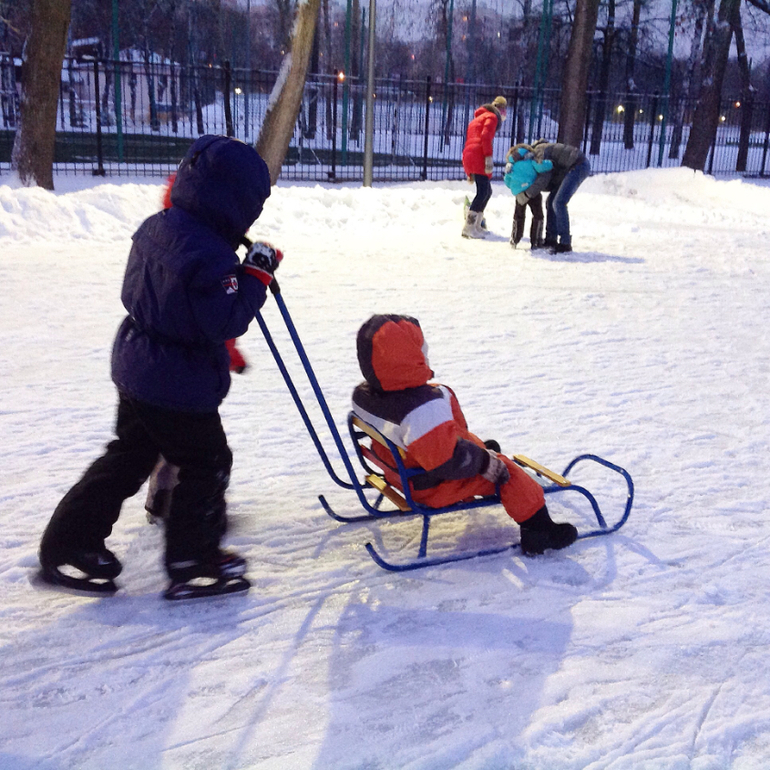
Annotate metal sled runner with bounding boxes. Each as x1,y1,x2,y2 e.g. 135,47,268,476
257,280,634,572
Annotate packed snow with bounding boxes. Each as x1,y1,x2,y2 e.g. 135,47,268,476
1,167,770,769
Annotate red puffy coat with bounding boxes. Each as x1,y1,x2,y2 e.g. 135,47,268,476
462,106,500,178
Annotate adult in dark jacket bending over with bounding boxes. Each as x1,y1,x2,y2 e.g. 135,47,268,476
352,314,578,555
517,141,591,254
39,135,284,599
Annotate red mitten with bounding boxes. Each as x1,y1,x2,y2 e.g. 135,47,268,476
226,339,248,374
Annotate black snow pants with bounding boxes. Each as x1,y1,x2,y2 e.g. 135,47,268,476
469,174,493,213
511,194,544,246
41,392,232,570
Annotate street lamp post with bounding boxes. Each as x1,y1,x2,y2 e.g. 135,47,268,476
363,0,376,186
245,0,250,139
112,0,124,162
658,0,678,165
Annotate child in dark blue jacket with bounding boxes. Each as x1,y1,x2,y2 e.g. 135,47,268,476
39,135,282,600
503,143,553,250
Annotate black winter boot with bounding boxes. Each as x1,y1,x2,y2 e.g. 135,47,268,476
530,219,544,250
39,541,122,593
164,549,250,600
519,506,578,556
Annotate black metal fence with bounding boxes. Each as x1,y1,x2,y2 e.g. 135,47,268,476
2,56,769,180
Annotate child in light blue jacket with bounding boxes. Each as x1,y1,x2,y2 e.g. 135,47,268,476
503,144,553,249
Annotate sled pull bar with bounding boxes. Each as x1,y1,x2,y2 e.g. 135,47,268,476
255,277,364,491
513,455,571,487
254,311,353,489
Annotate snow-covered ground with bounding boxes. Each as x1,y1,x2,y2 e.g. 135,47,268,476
1,167,770,769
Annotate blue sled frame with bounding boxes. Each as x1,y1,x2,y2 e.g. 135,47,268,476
256,279,634,572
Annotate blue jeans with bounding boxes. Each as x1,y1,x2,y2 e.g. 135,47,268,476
546,159,591,246
470,174,492,213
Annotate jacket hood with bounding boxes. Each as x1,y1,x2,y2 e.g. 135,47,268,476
478,104,503,122
170,135,271,245
357,315,433,392
509,142,534,161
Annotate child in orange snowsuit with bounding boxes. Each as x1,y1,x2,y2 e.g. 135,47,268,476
351,314,578,555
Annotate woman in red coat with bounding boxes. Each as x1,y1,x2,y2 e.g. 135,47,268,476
461,95,507,238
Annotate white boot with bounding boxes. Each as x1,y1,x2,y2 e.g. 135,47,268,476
462,210,486,239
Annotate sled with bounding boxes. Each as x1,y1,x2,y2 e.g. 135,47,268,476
256,278,634,572
339,414,634,571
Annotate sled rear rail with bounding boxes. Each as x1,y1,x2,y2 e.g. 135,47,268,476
316,413,635,571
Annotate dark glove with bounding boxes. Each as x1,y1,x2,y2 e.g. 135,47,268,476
481,449,510,485
243,241,284,286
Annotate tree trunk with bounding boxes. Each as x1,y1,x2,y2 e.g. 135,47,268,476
622,0,641,149
322,0,334,141
589,0,615,155
733,9,753,172
682,0,740,171
557,0,601,146
11,0,72,189
256,0,321,184
669,0,710,158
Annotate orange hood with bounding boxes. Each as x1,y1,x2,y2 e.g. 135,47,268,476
356,315,433,392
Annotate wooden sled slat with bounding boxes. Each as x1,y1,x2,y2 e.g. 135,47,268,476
351,415,407,459
365,474,411,512
513,454,572,487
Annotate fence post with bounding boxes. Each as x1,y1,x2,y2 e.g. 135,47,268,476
761,101,770,177
330,71,339,180
509,82,519,145
646,92,659,168
422,75,432,181
93,59,106,176
582,92,592,154
736,91,753,173
707,113,717,175
224,61,233,137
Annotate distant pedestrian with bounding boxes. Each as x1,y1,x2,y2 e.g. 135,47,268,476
522,140,591,254
461,95,507,239
503,143,553,250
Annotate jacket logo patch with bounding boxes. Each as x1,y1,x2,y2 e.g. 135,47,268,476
222,275,239,294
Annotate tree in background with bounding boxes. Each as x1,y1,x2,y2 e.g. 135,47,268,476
256,0,321,183
589,0,616,155
557,0,601,144
11,0,72,189
681,0,740,169
621,0,643,149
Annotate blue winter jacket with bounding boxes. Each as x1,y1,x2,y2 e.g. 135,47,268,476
111,135,272,412
503,147,553,195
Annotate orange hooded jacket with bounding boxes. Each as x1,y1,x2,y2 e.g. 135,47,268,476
351,315,544,522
